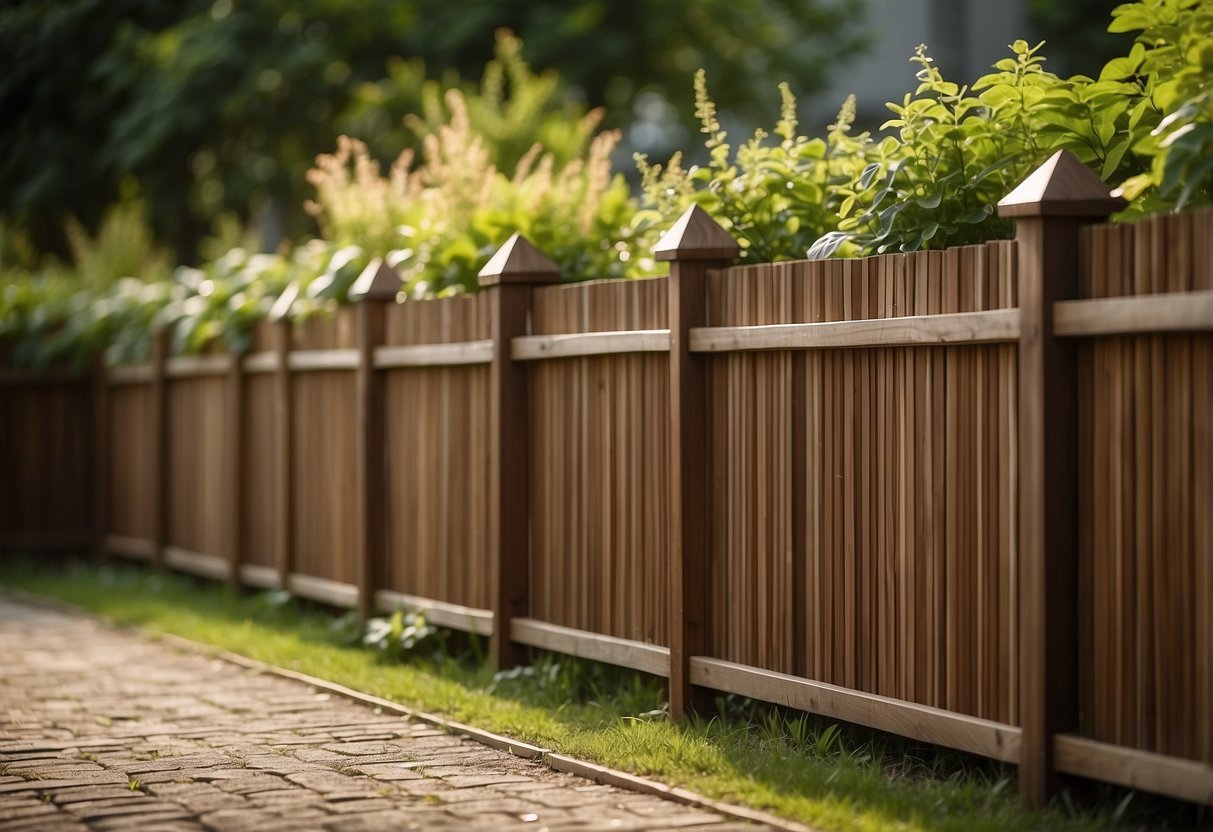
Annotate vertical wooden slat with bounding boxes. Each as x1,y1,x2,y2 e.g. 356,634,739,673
997,149,1123,807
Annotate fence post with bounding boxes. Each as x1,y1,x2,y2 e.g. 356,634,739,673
226,347,245,591
350,260,402,620
149,327,169,569
269,287,297,591
92,352,109,557
654,205,739,719
478,234,561,669
997,149,1123,808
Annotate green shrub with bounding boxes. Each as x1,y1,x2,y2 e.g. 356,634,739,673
310,88,648,294
1110,0,1213,213
814,40,1058,256
641,0,1211,260
635,71,873,262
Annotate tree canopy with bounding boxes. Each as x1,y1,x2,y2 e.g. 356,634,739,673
0,0,866,261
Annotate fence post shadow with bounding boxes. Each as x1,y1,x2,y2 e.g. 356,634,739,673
998,149,1124,808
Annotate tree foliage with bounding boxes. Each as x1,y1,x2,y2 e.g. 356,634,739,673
0,0,865,261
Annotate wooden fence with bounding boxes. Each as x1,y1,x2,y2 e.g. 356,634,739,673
2,151,1210,809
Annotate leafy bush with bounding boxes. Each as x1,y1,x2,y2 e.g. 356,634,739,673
635,71,873,262
1111,0,1213,213
308,95,646,295
813,40,1057,257
641,0,1212,260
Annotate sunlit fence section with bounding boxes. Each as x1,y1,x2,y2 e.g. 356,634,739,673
2,153,1210,809
1068,213,1213,785
699,247,1019,725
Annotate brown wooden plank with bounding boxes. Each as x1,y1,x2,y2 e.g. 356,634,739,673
998,150,1122,807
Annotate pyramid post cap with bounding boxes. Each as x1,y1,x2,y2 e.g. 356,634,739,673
478,233,562,287
348,257,402,302
269,282,300,322
997,150,1126,218
652,205,740,262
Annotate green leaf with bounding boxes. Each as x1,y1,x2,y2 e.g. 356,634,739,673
1175,154,1213,211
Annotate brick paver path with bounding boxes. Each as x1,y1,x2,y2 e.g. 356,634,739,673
0,598,763,831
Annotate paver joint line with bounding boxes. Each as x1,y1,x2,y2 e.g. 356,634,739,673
0,592,804,831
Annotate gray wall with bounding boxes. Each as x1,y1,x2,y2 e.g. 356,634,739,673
807,0,1035,131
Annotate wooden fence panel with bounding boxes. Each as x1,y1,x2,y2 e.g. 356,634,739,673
166,376,229,560
291,311,357,586
242,372,279,569
705,244,1019,723
706,262,797,675
382,294,492,609
1078,208,1213,762
528,277,671,645
107,382,155,542
0,376,94,540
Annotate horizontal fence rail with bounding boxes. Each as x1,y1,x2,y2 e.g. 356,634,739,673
689,308,1022,352
3,160,1210,810
1054,289,1213,337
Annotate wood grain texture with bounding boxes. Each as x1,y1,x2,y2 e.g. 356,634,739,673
0,374,94,540
148,331,168,566
241,373,279,569
1055,290,1213,336
1001,154,1121,807
691,657,1021,763
1055,734,1213,806
703,247,1018,724
690,309,1020,352
668,240,730,718
104,383,156,541
511,618,671,677
512,329,670,360
374,340,493,367
486,268,558,667
290,311,357,586
274,319,293,585
354,298,388,618
528,278,671,648
382,294,492,612
165,375,230,565
1076,208,1213,765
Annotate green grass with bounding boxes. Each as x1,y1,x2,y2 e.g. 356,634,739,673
0,555,1201,831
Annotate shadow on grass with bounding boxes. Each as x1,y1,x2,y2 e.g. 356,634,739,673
0,553,1206,832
